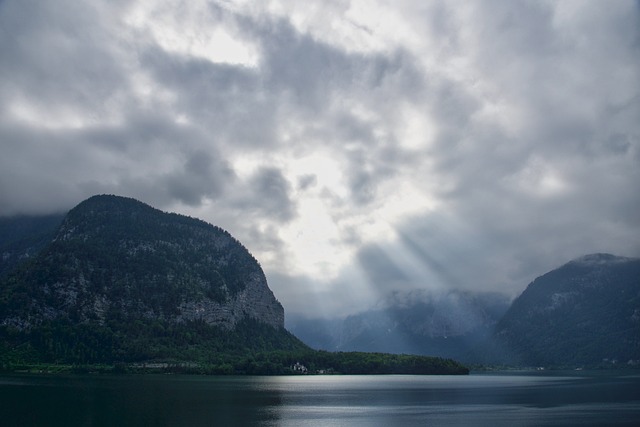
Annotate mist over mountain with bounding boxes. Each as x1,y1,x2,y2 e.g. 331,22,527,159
0,214,64,278
290,254,640,368
287,289,511,361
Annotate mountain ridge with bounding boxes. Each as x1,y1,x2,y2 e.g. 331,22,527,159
2,198,634,370
1,194,284,330
0,194,309,366
289,253,640,368
488,253,640,366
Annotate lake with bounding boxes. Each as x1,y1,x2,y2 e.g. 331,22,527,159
1,371,639,426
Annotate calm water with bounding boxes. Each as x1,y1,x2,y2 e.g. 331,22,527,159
1,371,639,426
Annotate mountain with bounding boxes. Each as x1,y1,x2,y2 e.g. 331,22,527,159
0,195,305,365
489,253,640,367
0,195,468,376
290,254,640,369
288,290,511,362
0,213,64,278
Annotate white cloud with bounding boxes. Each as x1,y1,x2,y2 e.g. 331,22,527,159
125,1,260,67
1,0,639,318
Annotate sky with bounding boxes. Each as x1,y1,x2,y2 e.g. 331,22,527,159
1,0,639,319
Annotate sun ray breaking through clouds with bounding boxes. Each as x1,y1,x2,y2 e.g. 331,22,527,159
1,0,639,318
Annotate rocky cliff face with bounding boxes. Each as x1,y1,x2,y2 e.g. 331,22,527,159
0,195,284,330
177,271,284,328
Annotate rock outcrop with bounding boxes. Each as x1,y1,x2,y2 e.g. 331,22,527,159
0,194,284,330
178,271,284,329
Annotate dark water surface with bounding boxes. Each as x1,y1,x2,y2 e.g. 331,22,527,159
1,371,639,426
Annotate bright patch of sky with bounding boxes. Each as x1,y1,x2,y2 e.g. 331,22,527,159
125,1,260,67
1,0,638,318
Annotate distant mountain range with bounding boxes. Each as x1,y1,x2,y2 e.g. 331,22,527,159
1,195,638,369
289,254,640,368
287,290,510,362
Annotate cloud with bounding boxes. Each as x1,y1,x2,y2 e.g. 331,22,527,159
1,0,639,318
238,166,297,223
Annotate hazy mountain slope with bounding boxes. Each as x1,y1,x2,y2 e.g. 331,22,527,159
491,254,640,366
0,213,64,278
288,290,510,361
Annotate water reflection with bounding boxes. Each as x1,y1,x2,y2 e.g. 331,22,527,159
1,372,639,426
0,375,284,427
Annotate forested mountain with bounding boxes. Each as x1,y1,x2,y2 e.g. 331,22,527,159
16,196,633,371
1,195,285,328
487,254,640,367
0,195,303,365
0,195,468,375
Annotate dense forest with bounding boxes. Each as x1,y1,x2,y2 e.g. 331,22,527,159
0,317,468,375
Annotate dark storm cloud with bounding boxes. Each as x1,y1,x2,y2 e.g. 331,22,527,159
0,0,245,214
140,47,278,150
0,1,128,120
162,150,233,206
422,1,640,205
243,166,297,223
249,14,426,126
258,19,370,111
0,125,105,215
0,104,234,214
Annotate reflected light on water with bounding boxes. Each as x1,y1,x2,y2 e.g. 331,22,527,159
1,372,639,427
